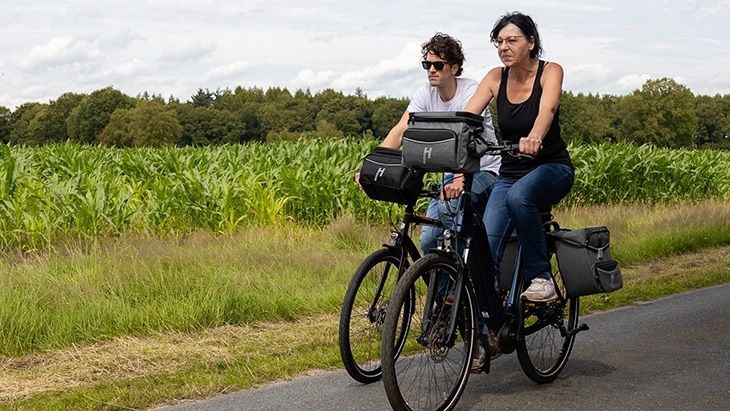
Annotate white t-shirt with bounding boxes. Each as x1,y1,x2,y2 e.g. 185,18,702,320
406,77,500,174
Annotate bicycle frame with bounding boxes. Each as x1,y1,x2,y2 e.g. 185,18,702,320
369,194,442,318
424,172,571,369
427,174,503,365
379,143,590,409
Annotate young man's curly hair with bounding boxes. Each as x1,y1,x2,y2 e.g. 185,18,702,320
421,32,465,77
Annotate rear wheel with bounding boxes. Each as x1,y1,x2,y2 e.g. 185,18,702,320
381,253,476,411
516,267,580,383
339,248,412,384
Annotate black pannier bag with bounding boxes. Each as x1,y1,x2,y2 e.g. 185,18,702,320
402,111,489,173
550,226,623,297
358,146,424,205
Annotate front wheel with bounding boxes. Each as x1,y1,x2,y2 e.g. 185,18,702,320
339,247,411,384
516,269,580,384
381,253,476,411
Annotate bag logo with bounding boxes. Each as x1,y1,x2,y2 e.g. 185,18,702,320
422,147,432,164
374,167,386,181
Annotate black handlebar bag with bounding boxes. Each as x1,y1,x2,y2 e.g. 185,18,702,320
359,147,424,205
402,111,489,173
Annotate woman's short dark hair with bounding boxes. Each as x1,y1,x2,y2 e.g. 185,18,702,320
421,32,465,77
490,11,542,59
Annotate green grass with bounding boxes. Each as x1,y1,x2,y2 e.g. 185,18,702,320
1,201,730,409
2,140,730,408
558,200,730,265
0,222,380,357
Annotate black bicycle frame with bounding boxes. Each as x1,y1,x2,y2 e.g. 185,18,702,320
370,197,441,319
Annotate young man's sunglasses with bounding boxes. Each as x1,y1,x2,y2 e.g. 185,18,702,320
421,60,448,70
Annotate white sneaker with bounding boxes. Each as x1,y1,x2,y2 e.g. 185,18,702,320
521,277,557,302
471,345,486,371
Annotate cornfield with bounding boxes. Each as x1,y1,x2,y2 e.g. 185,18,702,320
2,141,729,250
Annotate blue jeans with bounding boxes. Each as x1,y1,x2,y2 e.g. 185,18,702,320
419,171,497,300
484,163,574,283
419,171,497,253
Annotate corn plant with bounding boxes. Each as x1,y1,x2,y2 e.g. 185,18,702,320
1,141,729,250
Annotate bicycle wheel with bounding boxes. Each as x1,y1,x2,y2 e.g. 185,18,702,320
381,253,476,411
339,247,412,384
516,266,580,384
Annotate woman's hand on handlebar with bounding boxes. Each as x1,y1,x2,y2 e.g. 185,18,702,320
519,136,542,156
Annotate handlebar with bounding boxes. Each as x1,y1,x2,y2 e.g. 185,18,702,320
485,141,542,158
420,185,441,199
484,141,520,155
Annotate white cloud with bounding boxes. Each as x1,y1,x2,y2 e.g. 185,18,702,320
292,69,337,88
100,29,145,50
289,42,423,96
106,58,148,77
158,40,217,63
331,43,419,88
21,37,102,72
566,64,612,81
617,74,652,91
203,61,254,83
3,0,730,110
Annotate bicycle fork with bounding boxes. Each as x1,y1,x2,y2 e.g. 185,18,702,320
417,259,467,349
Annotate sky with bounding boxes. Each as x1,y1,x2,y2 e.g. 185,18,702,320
2,0,730,110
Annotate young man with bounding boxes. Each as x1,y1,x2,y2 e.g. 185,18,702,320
356,32,501,369
367,32,500,254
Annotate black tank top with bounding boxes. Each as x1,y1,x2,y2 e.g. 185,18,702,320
496,60,572,178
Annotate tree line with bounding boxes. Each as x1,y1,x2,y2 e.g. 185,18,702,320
1,77,729,149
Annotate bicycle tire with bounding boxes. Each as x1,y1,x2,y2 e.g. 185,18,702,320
339,247,413,384
516,268,580,384
381,253,476,411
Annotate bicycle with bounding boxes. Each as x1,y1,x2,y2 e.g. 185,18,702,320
380,143,589,411
339,187,442,384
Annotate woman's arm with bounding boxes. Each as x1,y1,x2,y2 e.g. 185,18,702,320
521,62,564,155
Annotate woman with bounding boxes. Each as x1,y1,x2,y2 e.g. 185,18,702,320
464,11,574,302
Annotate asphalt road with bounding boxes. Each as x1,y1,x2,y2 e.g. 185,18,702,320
159,283,730,411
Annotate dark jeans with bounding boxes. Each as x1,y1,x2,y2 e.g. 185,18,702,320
419,170,497,253
484,163,575,283
419,171,497,301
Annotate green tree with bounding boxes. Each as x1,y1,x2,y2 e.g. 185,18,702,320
190,88,217,108
216,87,266,142
290,89,317,133
599,94,622,143
313,89,369,137
560,92,612,144
97,99,181,147
371,97,409,139
67,87,135,144
27,92,85,145
695,94,730,147
176,104,246,146
6,102,44,145
617,78,697,148
315,105,358,136
315,119,345,139
256,87,318,138
0,106,11,144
